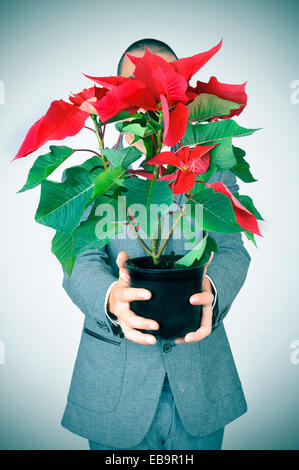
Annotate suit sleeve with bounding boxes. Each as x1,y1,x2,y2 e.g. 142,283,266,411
62,246,119,329
205,170,251,329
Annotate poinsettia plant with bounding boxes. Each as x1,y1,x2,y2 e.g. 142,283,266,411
14,40,263,275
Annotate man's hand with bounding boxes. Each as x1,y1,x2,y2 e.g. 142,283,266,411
108,251,159,345
174,253,215,344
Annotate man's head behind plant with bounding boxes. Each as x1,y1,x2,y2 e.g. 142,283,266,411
117,38,178,154
117,37,178,77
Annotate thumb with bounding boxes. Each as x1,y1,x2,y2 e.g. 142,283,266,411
116,251,130,284
203,251,214,277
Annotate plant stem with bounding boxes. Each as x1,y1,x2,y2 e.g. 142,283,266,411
157,209,185,258
127,217,152,256
157,216,162,246
150,113,165,265
154,192,192,259
84,125,96,133
146,111,158,152
151,238,159,264
90,114,108,169
153,165,160,179
114,132,122,150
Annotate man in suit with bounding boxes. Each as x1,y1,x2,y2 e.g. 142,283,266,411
61,38,251,450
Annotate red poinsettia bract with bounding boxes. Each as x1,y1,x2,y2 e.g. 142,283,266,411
13,86,108,160
88,41,223,147
191,76,247,118
207,181,261,235
147,144,218,193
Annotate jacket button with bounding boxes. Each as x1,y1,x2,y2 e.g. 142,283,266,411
163,343,172,353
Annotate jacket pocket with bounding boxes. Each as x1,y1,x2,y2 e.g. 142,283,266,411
67,327,126,413
83,327,121,345
199,324,242,402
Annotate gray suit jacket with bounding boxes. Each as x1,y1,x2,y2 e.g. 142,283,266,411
61,135,251,448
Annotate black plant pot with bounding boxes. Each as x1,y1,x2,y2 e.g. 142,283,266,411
125,255,205,339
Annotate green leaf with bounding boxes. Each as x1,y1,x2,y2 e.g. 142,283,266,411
105,111,143,124
209,138,237,170
205,233,218,252
231,146,257,183
181,120,261,147
188,188,243,233
93,166,126,199
123,178,173,238
35,167,94,233
197,162,218,184
244,230,257,247
115,120,153,138
18,146,74,192
233,193,264,220
72,197,125,255
51,231,76,276
187,94,241,122
80,156,104,177
193,234,218,267
115,117,158,138
102,147,142,168
146,118,163,132
143,134,157,159
174,234,208,267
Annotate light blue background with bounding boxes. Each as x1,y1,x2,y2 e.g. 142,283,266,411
0,0,298,449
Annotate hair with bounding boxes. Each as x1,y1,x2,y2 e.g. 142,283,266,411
117,38,178,76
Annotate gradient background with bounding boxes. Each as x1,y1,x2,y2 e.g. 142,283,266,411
0,0,298,450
